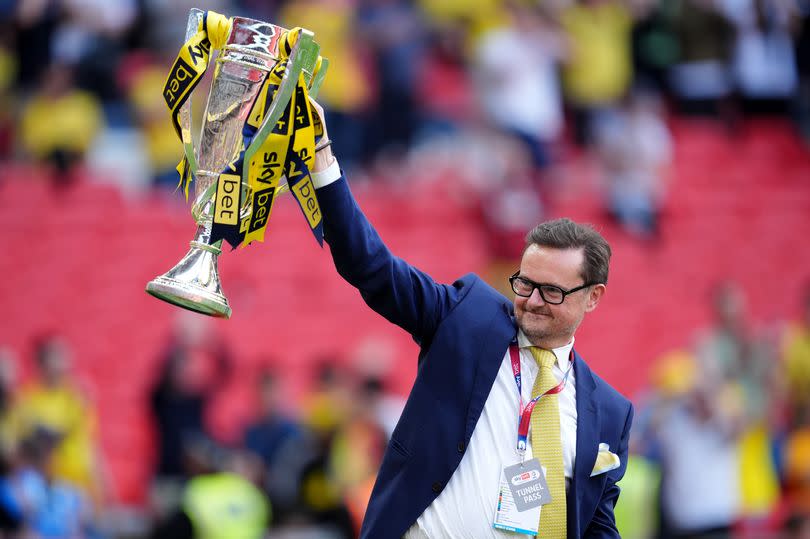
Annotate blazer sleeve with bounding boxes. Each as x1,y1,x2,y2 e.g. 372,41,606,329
583,402,634,539
316,176,463,343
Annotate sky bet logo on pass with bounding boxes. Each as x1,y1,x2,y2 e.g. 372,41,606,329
511,470,541,486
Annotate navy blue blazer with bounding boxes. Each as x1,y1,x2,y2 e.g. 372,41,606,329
318,177,634,539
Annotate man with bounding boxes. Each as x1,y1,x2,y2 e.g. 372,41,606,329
16,335,102,503
308,101,633,538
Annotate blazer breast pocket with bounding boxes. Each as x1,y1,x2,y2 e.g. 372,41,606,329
590,443,621,477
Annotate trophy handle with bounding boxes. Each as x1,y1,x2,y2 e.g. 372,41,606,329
179,8,207,176
309,57,329,97
243,29,320,188
190,29,325,220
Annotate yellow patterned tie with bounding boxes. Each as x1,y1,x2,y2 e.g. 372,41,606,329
529,347,567,539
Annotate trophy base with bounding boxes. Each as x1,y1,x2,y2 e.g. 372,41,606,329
146,276,232,318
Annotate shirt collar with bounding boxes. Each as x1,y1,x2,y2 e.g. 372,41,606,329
517,329,575,370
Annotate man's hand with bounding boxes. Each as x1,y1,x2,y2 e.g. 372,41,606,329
309,97,335,173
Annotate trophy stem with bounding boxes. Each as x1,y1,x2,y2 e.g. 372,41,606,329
145,219,232,318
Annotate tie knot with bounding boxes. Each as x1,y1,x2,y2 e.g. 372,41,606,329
530,347,557,370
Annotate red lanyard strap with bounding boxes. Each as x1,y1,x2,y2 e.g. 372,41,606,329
509,342,573,455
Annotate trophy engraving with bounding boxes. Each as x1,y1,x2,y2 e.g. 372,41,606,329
145,9,328,318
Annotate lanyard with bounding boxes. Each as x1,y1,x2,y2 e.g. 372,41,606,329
508,342,573,461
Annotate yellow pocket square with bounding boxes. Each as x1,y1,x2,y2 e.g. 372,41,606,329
591,443,620,477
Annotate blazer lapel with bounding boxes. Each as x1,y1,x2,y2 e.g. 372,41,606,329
464,304,516,439
567,350,600,536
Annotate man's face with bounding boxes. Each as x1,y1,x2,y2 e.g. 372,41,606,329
513,245,605,349
39,342,69,387
713,283,745,329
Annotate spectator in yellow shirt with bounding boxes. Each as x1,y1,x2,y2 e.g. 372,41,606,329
280,0,374,168
124,58,183,189
560,0,634,145
785,284,810,426
19,63,103,184
15,335,103,503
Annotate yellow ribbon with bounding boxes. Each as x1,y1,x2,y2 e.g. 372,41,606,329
205,11,232,50
162,11,232,199
287,72,320,233
241,60,293,246
240,27,324,247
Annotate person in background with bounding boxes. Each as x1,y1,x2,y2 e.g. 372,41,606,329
697,282,780,522
0,32,16,159
12,427,96,539
243,368,309,523
784,403,810,537
296,360,355,539
413,18,475,138
560,0,635,146
148,313,232,516
244,369,302,472
667,0,736,121
16,335,103,505
794,4,810,143
468,2,561,289
649,351,745,539
356,0,426,163
18,62,103,185
302,360,352,441
630,0,680,93
473,1,568,173
594,87,672,239
328,375,387,532
280,0,374,170
784,282,810,427
697,283,772,409
0,349,20,468
0,348,22,534
782,282,810,535
150,443,270,539
727,0,798,114
348,337,406,440
121,56,184,190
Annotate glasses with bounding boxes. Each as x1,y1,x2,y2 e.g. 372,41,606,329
509,272,595,305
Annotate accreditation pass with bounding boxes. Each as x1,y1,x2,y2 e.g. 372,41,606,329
493,459,551,535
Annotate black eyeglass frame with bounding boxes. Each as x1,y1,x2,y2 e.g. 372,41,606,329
508,272,597,305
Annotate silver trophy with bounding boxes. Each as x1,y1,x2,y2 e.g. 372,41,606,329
146,10,327,318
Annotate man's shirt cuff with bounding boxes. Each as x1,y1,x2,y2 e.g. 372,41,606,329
311,158,342,189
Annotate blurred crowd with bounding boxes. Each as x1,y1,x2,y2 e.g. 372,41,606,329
0,317,407,538
615,282,810,539
617,282,810,539
1,282,810,538
0,0,808,245
143,316,403,539
1,0,810,537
